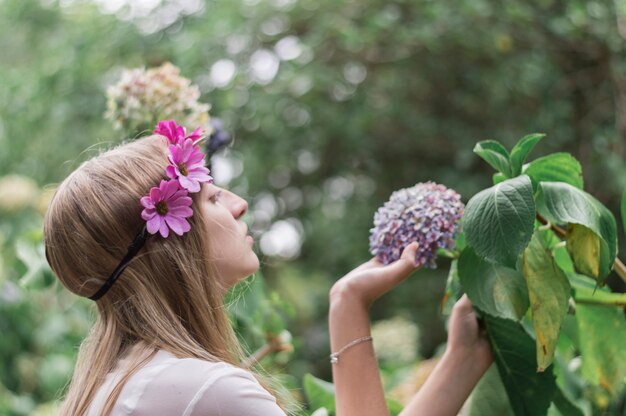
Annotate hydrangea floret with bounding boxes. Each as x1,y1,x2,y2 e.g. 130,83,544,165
369,182,464,268
140,120,213,238
105,63,212,136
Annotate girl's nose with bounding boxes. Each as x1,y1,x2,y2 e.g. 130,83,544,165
227,190,248,219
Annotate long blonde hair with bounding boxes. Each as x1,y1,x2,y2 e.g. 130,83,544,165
44,136,275,415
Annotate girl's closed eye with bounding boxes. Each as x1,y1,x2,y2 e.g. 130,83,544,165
209,190,222,203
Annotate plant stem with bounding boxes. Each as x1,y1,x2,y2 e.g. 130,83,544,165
573,297,626,307
535,213,626,284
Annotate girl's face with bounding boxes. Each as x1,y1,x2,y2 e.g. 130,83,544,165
199,183,259,291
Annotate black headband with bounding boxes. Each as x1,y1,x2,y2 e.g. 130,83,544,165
88,226,150,301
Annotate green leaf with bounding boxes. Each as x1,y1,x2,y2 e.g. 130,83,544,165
468,364,515,416
620,189,626,235
302,374,404,415
493,172,507,185
569,272,626,307
303,374,336,413
441,259,462,316
16,239,52,289
552,387,584,416
522,231,571,372
463,175,536,268
458,247,529,321
484,314,557,416
536,182,617,281
474,140,512,177
576,304,626,396
510,133,545,176
523,153,583,190
387,398,404,416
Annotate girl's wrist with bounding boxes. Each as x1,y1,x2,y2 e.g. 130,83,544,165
443,343,493,377
329,281,368,312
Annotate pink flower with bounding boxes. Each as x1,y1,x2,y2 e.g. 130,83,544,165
140,180,193,238
154,120,204,145
166,138,213,192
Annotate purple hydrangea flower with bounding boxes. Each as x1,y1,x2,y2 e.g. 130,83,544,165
369,182,464,268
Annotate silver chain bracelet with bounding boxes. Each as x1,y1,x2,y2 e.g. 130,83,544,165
330,336,373,364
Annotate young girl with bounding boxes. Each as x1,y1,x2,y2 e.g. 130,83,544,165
44,120,492,416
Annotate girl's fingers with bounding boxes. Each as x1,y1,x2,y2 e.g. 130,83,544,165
351,257,382,274
453,294,476,317
383,242,420,283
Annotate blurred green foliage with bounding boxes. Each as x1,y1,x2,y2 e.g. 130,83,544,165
1,0,626,414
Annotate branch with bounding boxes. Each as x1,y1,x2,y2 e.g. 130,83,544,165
536,213,626,284
573,296,626,308
241,333,292,369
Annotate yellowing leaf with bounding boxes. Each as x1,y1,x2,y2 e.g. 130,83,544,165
577,304,626,397
522,231,571,372
566,224,609,281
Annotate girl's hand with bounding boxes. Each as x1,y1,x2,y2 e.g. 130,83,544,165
330,242,420,310
446,294,493,372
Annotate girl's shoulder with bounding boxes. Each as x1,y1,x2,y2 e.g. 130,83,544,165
91,349,285,416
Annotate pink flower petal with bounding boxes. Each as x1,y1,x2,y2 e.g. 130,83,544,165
178,175,200,192
146,215,162,234
181,139,194,160
168,206,193,217
154,120,192,145
162,180,181,199
165,215,189,236
169,196,193,210
159,220,170,238
165,165,177,179
149,186,161,202
186,127,204,142
140,196,154,209
141,208,156,221
188,151,204,165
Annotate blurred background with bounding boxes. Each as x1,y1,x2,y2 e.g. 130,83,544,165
1,0,625,414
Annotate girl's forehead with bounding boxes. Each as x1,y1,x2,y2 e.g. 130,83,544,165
202,182,220,195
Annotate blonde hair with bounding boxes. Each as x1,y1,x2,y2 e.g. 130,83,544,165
44,136,286,415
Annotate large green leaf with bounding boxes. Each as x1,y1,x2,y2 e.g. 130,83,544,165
464,175,536,268
303,374,336,413
468,364,514,416
576,304,626,396
523,153,583,190
551,387,585,416
484,314,556,416
474,140,512,177
620,189,626,235
536,182,617,281
510,133,545,176
458,247,529,321
302,374,404,415
522,231,570,372
441,259,462,316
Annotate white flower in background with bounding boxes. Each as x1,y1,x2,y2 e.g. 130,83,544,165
371,316,420,365
105,62,212,136
0,175,39,213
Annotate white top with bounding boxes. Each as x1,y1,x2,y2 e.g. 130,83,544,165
87,348,286,416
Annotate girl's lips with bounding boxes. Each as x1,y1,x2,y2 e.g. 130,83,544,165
246,235,254,244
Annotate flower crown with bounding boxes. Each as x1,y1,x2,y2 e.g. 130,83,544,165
88,119,212,301
140,119,213,238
